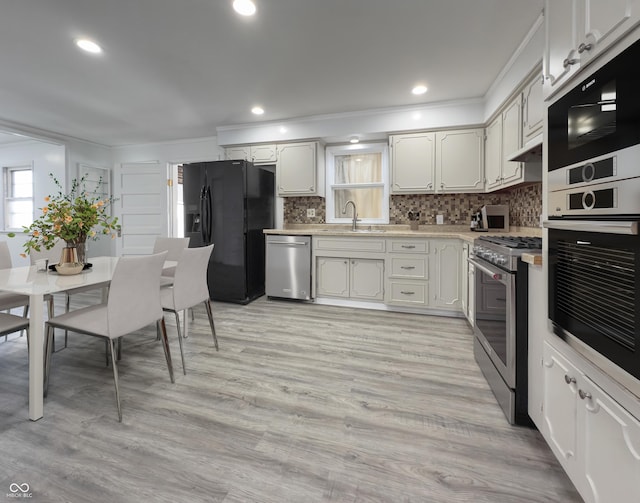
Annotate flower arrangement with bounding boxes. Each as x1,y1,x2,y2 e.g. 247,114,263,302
11,173,120,257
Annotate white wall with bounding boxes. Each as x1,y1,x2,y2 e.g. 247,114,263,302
483,14,544,121
0,139,66,266
64,137,115,258
111,136,222,165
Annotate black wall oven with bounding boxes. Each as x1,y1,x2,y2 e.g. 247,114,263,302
547,221,640,397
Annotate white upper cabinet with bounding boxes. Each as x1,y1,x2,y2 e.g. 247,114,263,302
226,144,277,164
522,73,544,144
276,141,325,197
225,146,251,161
501,97,523,186
544,0,640,98
485,93,540,192
544,0,581,97
435,129,485,193
390,129,483,194
484,116,503,191
389,132,436,194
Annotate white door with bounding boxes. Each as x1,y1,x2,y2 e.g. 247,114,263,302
114,161,168,256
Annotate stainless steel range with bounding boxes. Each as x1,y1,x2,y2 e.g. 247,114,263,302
468,235,542,425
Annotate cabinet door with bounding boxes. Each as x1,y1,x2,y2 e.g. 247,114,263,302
251,144,277,164
461,243,469,318
277,142,317,196
544,0,581,98
316,257,349,298
582,0,640,65
350,259,384,301
542,343,579,471
501,96,523,187
485,116,503,191
523,74,544,143
390,132,436,194
226,146,250,161
578,375,640,503
435,129,484,193
431,240,462,309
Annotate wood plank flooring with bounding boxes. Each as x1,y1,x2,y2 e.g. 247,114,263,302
0,294,582,502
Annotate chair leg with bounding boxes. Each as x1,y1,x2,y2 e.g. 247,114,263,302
158,318,175,383
105,340,109,366
108,339,123,422
173,311,187,375
20,305,29,338
117,337,122,361
204,300,218,351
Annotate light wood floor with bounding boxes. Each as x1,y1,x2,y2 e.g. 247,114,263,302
0,294,582,503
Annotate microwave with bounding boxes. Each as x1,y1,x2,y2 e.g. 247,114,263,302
480,205,509,231
548,37,640,217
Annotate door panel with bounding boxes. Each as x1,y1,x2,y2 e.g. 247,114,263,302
114,161,167,256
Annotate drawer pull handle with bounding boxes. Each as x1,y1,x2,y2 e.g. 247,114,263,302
401,245,416,249
400,291,415,295
400,266,416,270
564,375,576,385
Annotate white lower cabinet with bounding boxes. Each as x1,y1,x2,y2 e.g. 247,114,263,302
541,341,640,503
312,235,464,314
431,239,462,310
316,257,350,298
316,257,384,301
386,239,430,308
350,259,385,301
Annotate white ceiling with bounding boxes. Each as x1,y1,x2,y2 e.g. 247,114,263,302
0,0,544,147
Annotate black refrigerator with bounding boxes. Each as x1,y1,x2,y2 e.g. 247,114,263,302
182,160,274,304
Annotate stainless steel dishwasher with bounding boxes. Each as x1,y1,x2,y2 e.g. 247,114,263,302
265,235,311,300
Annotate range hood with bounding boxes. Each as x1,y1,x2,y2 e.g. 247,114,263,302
507,134,542,162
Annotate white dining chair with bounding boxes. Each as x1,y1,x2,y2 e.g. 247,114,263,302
0,242,30,314
161,244,217,374
44,251,174,422
0,312,29,345
153,237,190,285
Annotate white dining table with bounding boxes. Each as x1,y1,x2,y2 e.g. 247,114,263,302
0,256,120,420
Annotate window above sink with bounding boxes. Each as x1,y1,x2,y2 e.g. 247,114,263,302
325,142,389,225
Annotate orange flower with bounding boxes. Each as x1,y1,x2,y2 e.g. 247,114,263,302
44,196,50,202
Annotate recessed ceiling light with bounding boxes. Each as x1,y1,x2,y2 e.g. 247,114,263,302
233,0,256,16
412,85,428,95
251,106,264,115
350,136,360,144
75,38,103,54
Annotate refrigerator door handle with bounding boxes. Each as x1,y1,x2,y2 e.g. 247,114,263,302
205,186,212,244
200,187,209,244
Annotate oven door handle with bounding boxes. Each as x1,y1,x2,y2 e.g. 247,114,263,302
467,257,510,285
543,220,640,235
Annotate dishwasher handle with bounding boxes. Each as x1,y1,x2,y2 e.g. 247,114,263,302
268,240,308,246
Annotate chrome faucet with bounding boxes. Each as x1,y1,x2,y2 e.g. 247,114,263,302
342,200,358,231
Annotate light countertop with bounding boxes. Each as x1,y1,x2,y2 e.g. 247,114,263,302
264,224,542,243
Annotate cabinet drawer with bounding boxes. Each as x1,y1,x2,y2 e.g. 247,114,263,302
314,237,386,253
388,281,428,306
389,256,428,279
389,240,428,254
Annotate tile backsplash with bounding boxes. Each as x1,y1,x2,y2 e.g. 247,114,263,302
283,183,542,228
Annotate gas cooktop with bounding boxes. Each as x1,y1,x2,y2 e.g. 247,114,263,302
476,235,542,250
472,235,542,271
